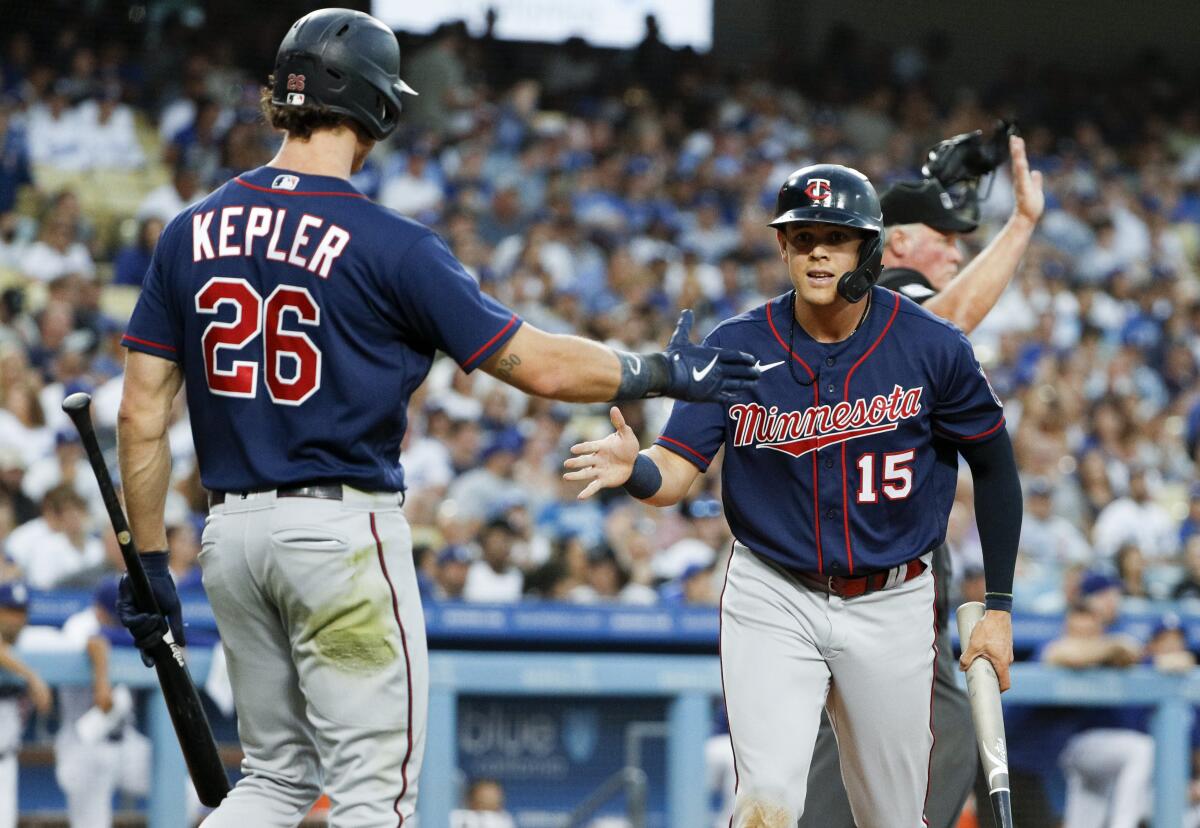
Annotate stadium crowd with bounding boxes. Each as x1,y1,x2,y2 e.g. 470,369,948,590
1,11,1200,821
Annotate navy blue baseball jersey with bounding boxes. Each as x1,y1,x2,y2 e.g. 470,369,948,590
657,287,1003,576
122,166,521,493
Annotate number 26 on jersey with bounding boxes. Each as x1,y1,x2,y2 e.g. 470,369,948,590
196,276,322,405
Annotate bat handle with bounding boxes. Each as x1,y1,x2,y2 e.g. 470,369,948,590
992,789,1014,828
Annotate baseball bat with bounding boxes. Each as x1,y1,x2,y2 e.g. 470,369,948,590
956,601,1013,828
62,392,230,807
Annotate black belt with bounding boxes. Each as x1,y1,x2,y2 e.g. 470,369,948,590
208,484,344,508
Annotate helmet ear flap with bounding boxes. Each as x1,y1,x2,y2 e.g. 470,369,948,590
836,234,883,304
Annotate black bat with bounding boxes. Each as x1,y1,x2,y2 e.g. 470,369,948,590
62,392,230,807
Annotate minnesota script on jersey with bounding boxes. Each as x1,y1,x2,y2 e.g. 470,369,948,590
658,287,1004,576
122,167,523,492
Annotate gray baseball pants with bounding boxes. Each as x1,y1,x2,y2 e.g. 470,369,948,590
198,487,426,828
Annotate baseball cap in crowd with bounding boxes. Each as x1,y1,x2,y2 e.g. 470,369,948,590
0,581,29,611
880,179,979,233
683,498,723,520
94,577,121,616
1079,570,1122,597
54,428,81,448
437,545,473,566
1150,612,1184,641
481,428,524,461
1027,477,1054,497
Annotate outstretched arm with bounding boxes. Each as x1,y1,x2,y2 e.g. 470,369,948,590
563,407,702,507
923,135,1044,334
482,310,759,404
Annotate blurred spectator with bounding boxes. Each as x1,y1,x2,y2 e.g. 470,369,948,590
0,109,31,217
1017,476,1092,568
654,497,726,581
26,81,86,171
1092,466,1178,561
450,777,516,828
1114,542,1148,598
55,578,150,828
0,580,50,828
435,544,472,601
77,85,144,170
448,427,524,523
111,216,164,286
463,519,523,602
402,23,470,135
136,161,205,223
5,484,103,589
1041,600,1152,828
1147,612,1196,673
1175,536,1200,600
19,213,94,283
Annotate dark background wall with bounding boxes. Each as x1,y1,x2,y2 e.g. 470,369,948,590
713,0,1200,83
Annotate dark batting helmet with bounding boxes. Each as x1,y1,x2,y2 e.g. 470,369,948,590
271,8,417,141
768,164,884,303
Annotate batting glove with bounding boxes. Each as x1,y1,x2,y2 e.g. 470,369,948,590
116,551,185,667
662,310,760,402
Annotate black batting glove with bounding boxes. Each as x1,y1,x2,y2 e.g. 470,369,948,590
662,309,760,402
116,551,184,667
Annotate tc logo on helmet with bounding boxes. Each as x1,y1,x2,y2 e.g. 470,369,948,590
804,178,832,206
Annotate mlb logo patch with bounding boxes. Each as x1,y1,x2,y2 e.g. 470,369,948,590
272,174,299,191
286,92,305,105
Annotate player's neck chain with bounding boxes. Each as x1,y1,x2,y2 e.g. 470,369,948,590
787,290,872,387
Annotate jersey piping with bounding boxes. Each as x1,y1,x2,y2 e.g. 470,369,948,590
840,291,901,573
232,177,370,200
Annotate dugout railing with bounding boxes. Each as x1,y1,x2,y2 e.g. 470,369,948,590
8,648,1195,828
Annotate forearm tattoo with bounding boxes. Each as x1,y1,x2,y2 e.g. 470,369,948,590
494,353,521,382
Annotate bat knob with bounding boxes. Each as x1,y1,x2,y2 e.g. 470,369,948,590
62,392,93,413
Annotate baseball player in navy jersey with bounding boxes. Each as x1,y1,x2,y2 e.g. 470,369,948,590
566,164,1022,828
802,135,1044,828
112,9,758,827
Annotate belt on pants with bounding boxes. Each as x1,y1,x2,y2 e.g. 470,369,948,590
788,558,927,599
208,484,344,509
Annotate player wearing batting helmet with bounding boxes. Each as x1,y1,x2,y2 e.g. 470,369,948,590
801,133,1044,828
113,8,759,826
566,163,1022,827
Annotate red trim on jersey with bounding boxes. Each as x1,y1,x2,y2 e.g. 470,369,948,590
717,543,739,821
656,435,712,467
462,314,518,369
934,416,1006,442
765,299,823,572
121,334,177,353
371,513,414,827
921,572,939,826
233,177,368,199
811,384,822,573
839,292,900,574
765,298,815,378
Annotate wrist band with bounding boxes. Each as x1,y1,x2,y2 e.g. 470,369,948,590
622,453,662,499
984,592,1013,612
612,351,670,401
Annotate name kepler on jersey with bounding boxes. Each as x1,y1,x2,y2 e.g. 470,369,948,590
729,384,923,458
191,206,351,278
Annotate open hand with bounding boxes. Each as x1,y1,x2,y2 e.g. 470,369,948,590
960,609,1015,692
563,406,641,499
1009,135,1044,227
